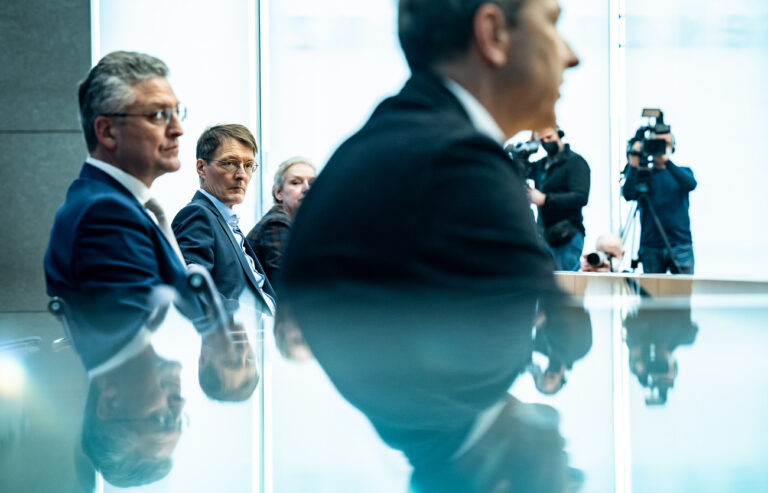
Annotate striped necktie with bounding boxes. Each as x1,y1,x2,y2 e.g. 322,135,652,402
231,222,259,275
230,218,276,313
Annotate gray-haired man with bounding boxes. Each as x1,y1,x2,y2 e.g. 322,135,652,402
44,51,190,485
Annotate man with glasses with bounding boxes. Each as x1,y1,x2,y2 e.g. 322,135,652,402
81,344,186,487
44,51,193,372
43,50,200,487
172,124,275,325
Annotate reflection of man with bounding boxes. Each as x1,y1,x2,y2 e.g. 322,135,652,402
624,297,698,405
528,126,591,271
580,233,625,272
247,156,317,287
622,132,697,274
198,323,259,402
281,0,580,489
44,51,191,370
172,125,275,316
82,345,185,487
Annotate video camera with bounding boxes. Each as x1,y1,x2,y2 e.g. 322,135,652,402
627,108,672,167
505,140,539,165
504,140,539,180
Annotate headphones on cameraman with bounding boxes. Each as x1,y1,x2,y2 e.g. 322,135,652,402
556,127,565,139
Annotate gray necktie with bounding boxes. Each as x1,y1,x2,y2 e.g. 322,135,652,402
144,197,185,265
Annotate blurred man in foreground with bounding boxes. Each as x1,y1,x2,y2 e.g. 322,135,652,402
280,0,584,491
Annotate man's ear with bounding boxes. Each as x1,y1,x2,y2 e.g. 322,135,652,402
273,185,283,203
473,3,511,68
93,116,118,151
196,159,207,180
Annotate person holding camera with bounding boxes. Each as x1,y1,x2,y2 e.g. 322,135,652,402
622,133,697,274
580,233,625,272
528,126,591,271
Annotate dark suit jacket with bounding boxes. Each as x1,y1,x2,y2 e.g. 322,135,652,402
172,191,275,314
44,163,188,371
280,72,568,467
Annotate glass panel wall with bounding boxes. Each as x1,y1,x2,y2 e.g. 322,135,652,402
558,0,613,257
96,0,264,226
259,0,409,203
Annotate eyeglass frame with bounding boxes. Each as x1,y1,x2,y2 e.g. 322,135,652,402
204,158,258,175
109,408,190,434
102,104,187,126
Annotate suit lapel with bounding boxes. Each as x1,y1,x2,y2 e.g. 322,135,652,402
192,192,271,304
83,164,184,268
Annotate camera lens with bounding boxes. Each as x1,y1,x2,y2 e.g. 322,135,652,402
586,251,608,267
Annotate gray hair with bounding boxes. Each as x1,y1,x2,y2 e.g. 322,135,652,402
78,51,169,151
272,156,316,204
81,381,173,487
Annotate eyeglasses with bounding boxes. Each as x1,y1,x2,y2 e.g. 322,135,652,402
103,104,187,126
207,159,258,175
112,409,190,433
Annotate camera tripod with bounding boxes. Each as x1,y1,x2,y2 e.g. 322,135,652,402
620,189,682,274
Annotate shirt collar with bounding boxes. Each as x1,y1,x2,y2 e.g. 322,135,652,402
86,156,152,204
442,77,506,145
199,189,239,227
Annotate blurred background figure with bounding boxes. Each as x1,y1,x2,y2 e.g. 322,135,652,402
527,126,591,271
623,124,697,274
247,156,316,291
581,233,625,272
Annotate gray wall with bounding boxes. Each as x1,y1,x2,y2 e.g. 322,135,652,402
0,0,91,312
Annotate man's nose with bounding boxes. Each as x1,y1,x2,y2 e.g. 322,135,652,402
561,38,579,69
168,393,186,415
166,112,184,138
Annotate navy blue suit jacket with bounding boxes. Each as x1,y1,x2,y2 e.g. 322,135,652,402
44,163,189,371
172,191,275,314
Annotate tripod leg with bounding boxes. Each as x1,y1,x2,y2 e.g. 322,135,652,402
638,194,682,274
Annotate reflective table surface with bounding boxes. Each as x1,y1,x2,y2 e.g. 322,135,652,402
2,274,767,493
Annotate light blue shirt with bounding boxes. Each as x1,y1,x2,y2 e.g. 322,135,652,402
198,189,274,313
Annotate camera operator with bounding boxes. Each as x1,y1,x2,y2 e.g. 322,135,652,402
622,132,697,274
527,126,591,271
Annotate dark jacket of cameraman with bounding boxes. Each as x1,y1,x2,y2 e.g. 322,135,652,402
622,161,697,248
529,144,591,236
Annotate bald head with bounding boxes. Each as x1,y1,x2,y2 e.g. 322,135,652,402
595,234,623,260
